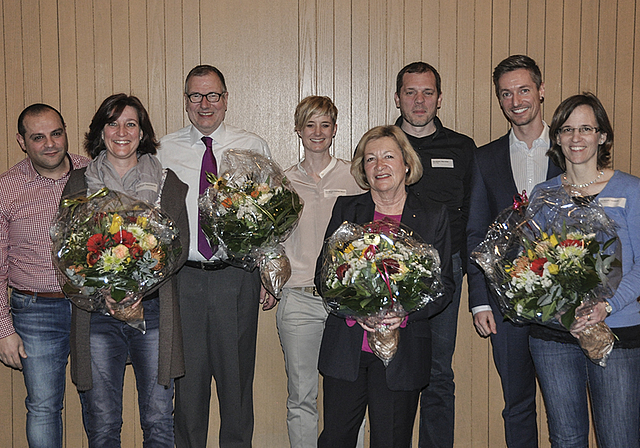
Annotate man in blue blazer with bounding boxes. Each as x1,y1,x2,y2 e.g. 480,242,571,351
466,55,562,448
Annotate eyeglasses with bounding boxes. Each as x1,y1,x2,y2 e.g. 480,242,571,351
557,126,600,136
186,91,226,103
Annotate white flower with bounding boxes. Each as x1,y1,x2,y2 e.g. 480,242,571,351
257,192,273,205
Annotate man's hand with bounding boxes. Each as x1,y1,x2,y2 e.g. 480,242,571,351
473,310,497,338
259,285,277,311
0,333,27,370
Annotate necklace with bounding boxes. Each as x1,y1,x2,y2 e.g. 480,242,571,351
562,170,604,188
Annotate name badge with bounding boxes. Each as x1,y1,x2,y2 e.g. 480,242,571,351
431,158,454,168
598,197,626,208
324,189,347,198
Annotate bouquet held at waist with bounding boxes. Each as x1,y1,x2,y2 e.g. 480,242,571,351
471,187,621,365
51,188,182,331
319,219,445,365
198,149,303,298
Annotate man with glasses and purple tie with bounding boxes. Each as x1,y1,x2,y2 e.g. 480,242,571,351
157,64,273,448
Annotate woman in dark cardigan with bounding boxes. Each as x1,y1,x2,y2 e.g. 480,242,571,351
315,125,455,448
61,94,188,447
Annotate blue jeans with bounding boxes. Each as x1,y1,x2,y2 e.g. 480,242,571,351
79,298,174,448
419,252,463,448
530,336,640,448
11,290,70,448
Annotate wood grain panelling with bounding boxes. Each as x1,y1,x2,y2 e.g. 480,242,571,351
2,1,638,446
0,0,7,173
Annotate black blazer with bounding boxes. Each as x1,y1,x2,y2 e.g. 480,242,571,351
466,132,563,309
314,190,454,391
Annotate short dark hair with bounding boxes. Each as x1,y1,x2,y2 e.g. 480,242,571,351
547,92,613,171
84,94,159,159
18,103,65,137
396,62,442,96
492,55,543,98
184,65,227,94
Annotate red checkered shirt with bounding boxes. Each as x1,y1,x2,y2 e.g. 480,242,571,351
0,154,89,339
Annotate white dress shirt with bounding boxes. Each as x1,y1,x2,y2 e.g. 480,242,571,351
157,122,271,261
509,123,550,196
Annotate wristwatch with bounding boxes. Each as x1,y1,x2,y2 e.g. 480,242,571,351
604,300,612,316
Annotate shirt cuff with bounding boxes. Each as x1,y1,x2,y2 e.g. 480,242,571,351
471,305,492,316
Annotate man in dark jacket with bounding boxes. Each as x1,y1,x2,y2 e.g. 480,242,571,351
393,61,476,448
466,55,562,448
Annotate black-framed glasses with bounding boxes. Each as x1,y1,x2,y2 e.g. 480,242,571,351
557,126,600,136
187,91,226,103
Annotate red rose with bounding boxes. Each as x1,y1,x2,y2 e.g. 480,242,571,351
113,230,136,247
363,246,377,260
530,258,547,276
129,244,144,259
336,264,350,281
86,252,101,267
559,239,582,248
87,234,106,253
381,258,401,275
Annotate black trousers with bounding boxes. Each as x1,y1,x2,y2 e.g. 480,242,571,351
319,351,420,448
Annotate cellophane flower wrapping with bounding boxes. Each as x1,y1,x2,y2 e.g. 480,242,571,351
50,188,182,331
320,219,445,365
198,149,303,297
471,187,621,365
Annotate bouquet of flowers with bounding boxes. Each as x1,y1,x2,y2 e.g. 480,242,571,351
51,188,182,331
319,219,445,365
198,149,303,297
471,187,621,365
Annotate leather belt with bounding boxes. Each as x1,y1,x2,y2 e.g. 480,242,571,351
185,260,229,271
13,289,66,299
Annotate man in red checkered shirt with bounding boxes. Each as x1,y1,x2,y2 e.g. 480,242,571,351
0,104,88,448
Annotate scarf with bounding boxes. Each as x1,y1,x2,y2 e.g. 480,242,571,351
85,151,164,204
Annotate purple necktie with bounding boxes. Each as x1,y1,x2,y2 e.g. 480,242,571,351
198,136,217,259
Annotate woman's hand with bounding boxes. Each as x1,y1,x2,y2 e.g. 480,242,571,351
104,292,142,315
358,313,403,332
570,301,608,338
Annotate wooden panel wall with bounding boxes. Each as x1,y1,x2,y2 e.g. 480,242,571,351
1,0,638,446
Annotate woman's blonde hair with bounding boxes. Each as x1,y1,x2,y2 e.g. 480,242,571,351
294,96,338,132
351,125,423,190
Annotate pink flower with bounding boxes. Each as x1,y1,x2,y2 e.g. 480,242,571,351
112,244,130,259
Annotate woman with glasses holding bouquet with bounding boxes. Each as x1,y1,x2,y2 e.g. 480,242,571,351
527,93,640,448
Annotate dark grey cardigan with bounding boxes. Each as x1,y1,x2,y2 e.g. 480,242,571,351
62,167,189,390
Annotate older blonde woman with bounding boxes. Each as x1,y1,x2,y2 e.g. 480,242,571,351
315,125,454,448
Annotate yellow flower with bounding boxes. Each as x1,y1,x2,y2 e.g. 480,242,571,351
136,216,148,229
527,249,535,260
343,243,355,254
549,234,559,247
547,264,559,275
109,214,123,234
542,232,549,240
